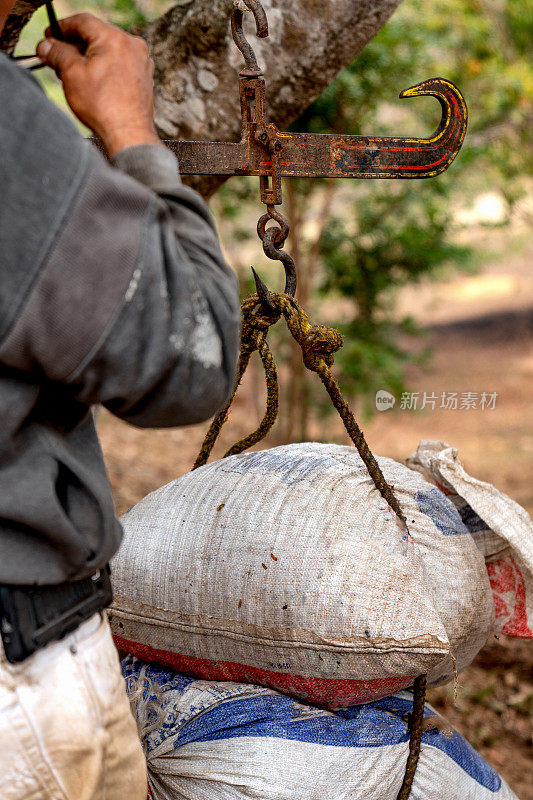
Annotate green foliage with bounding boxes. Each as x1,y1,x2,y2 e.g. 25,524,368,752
85,0,173,29
284,0,532,416
94,0,148,28
320,185,471,318
318,183,470,406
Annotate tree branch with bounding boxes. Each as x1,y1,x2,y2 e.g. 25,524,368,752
0,0,44,53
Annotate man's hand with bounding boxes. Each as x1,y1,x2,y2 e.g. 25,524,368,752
36,14,161,157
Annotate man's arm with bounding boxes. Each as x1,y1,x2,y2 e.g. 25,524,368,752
0,15,240,426
72,142,241,427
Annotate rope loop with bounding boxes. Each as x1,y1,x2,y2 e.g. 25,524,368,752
275,295,343,369
194,290,408,532
241,294,281,334
302,324,344,369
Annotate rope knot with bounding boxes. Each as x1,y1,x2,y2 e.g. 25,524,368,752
241,296,282,352
249,309,281,332
302,325,343,369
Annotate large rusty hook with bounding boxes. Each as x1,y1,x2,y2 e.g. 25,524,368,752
231,0,268,77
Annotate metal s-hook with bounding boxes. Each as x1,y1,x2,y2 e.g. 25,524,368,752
231,0,268,77
252,205,297,313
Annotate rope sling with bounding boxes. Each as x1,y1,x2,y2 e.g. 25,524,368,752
186,0,465,790
192,285,427,800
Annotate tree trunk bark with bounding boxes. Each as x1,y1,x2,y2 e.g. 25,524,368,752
0,0,44,53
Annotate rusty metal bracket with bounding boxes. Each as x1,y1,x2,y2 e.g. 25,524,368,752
167,0,467,189
157,0,468,300
90,1,467,300
91,2,467,299
170,75,467,185
171,4,468,184
91,1,468,303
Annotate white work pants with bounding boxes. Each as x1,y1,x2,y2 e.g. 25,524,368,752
0,613,147,800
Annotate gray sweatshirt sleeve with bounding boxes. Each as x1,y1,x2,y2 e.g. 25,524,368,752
75,143,241,427
0,59,241,428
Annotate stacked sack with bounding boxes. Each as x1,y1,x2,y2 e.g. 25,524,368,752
122,656,519,800
111,441,532,798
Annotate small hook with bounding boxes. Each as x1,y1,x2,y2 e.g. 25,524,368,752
252,205,297,312
231,0,268,77
261,227,297,297
251,234,297,315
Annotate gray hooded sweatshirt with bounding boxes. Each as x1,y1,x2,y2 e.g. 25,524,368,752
0,54,241,585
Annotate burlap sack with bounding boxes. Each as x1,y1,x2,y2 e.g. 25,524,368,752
111,443,493,707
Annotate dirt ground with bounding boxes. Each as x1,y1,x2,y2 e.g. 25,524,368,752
98,229,533,798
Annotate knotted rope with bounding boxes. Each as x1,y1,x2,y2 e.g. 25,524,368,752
192,290,426,800
193,291,408,531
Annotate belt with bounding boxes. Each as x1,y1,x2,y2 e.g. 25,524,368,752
0,565,112,663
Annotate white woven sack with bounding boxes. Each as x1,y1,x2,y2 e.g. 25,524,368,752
407,441,533,638
111,442,493,707
123,657,518,800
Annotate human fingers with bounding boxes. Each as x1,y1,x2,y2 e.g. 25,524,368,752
36,37,84,76
38,18,159,156
47,13,113,47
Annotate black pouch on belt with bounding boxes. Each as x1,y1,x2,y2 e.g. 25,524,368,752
0,565,112,663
